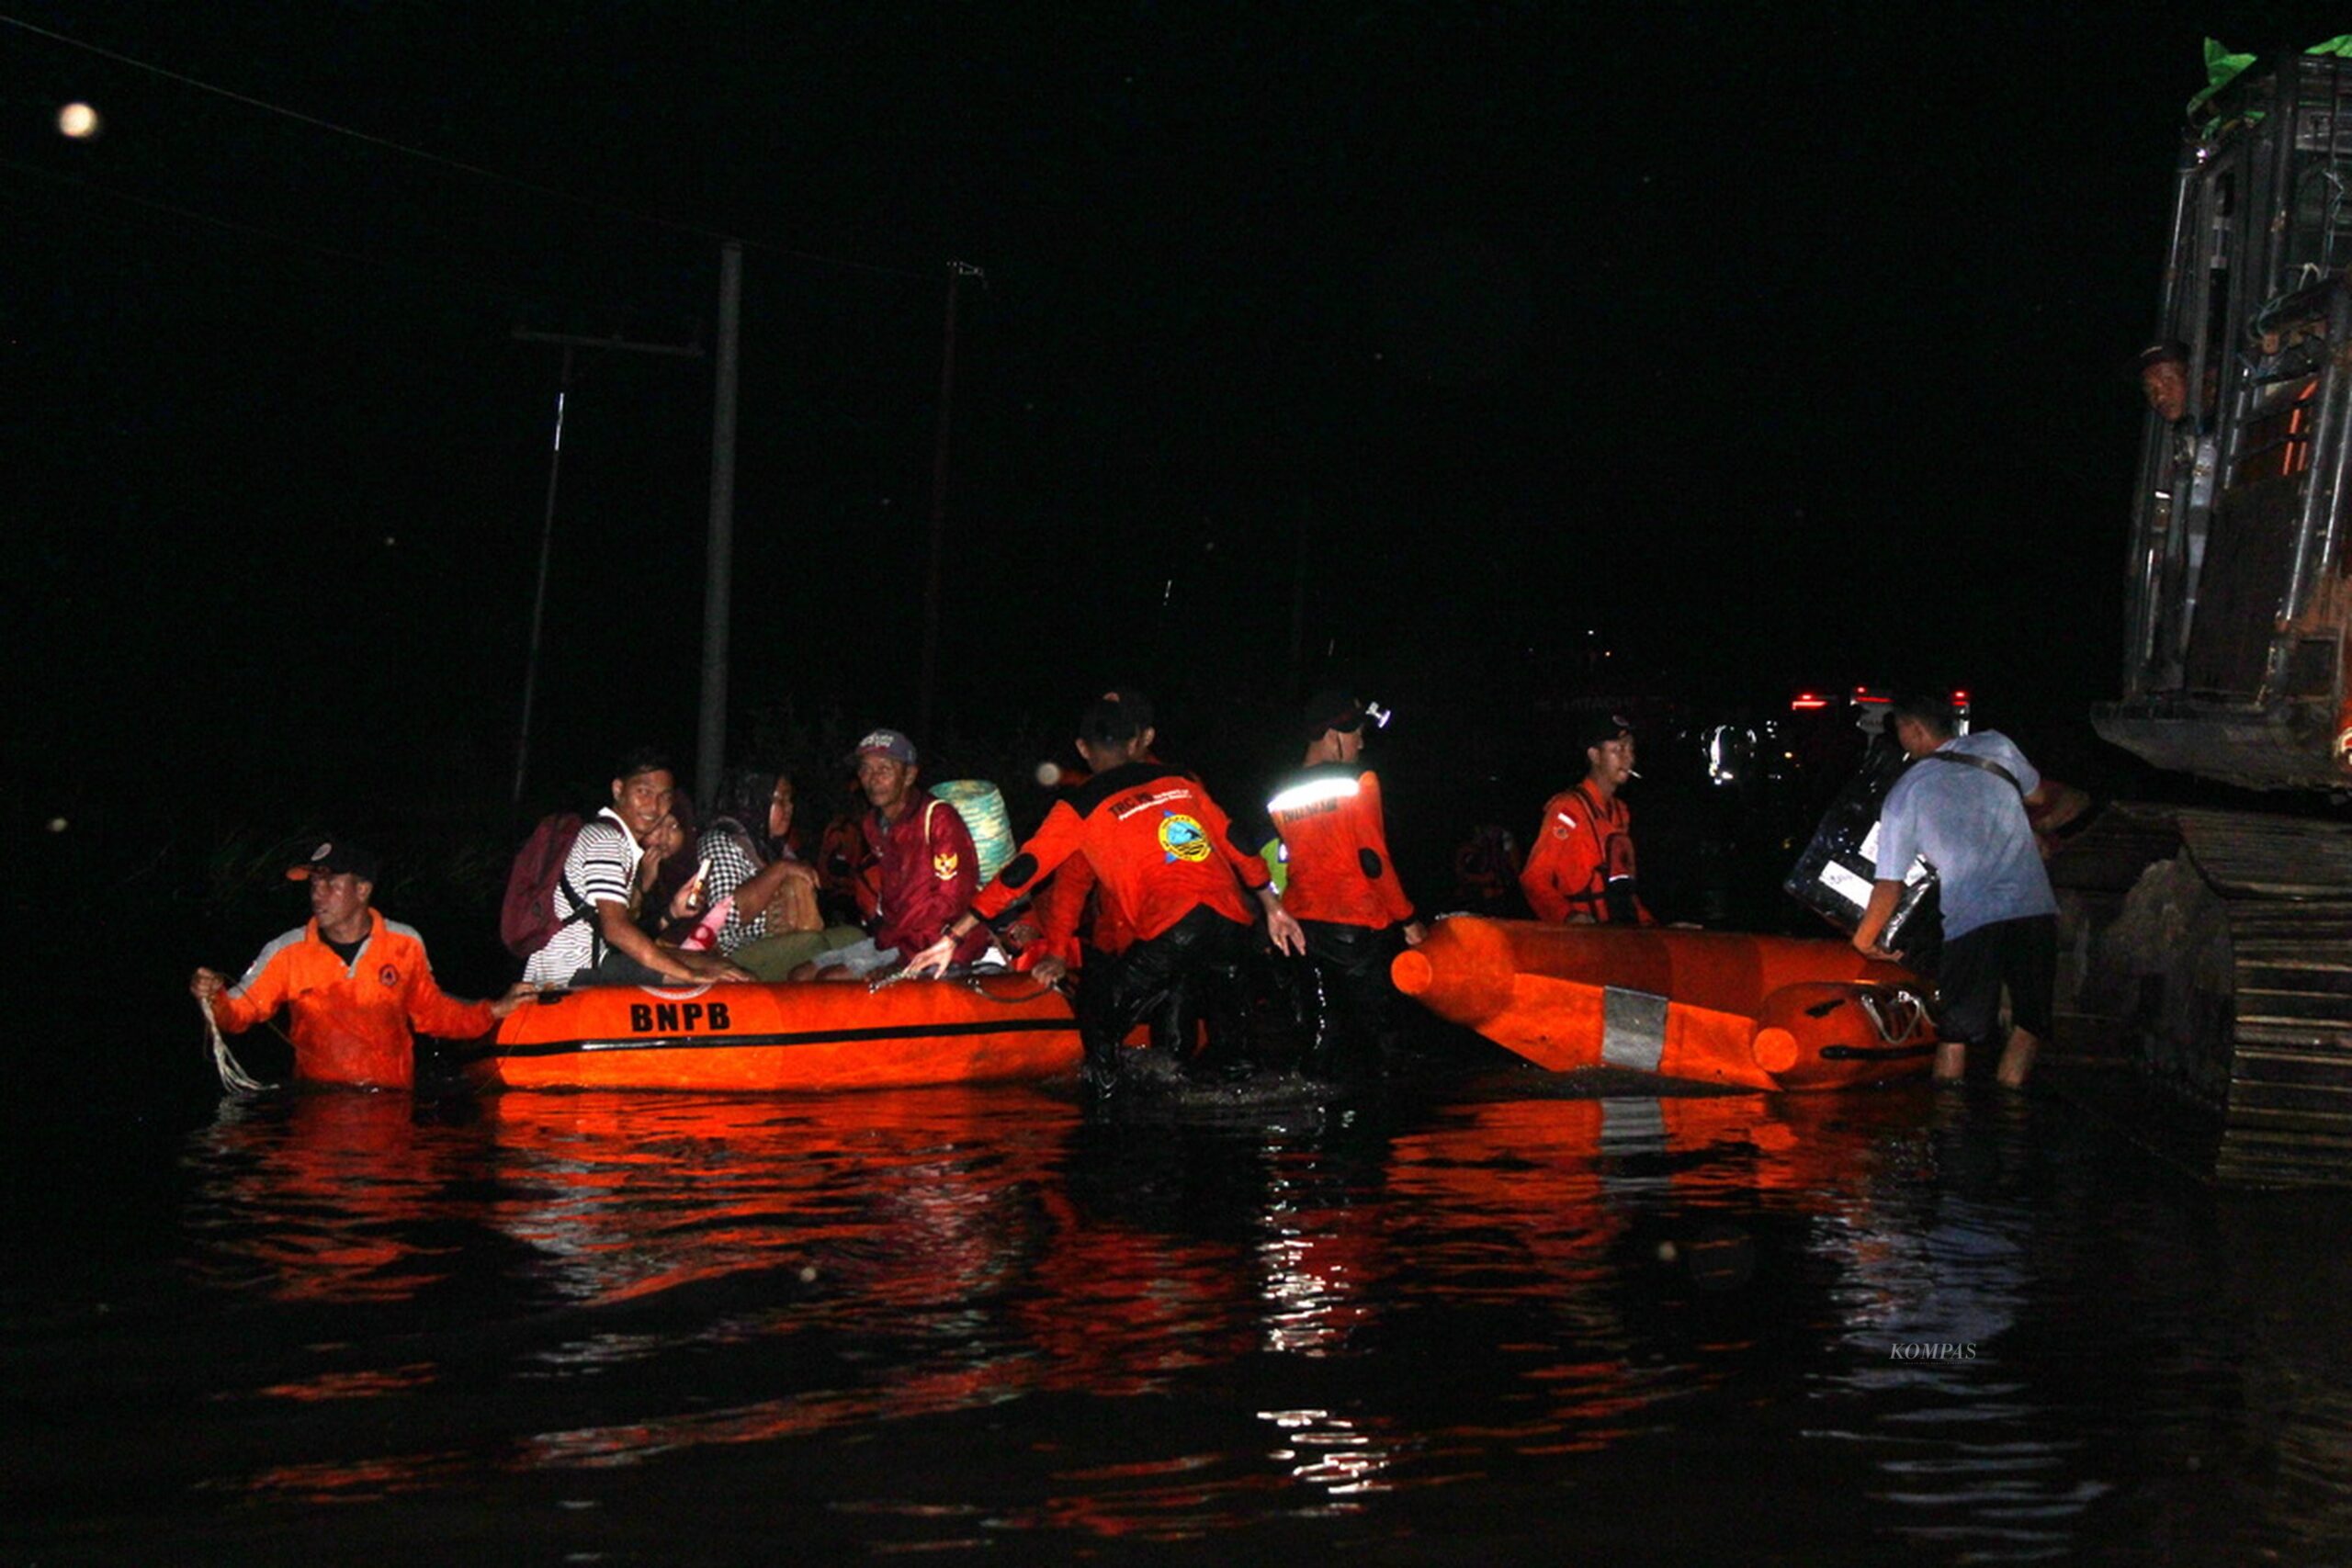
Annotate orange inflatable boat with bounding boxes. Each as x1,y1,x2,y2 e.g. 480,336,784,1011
1392,916,1936,1091
458,974,1083,1092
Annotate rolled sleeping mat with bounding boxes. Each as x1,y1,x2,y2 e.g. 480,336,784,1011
932,779,1015,886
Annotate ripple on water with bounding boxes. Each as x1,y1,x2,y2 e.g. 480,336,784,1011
6,1076,2347,1562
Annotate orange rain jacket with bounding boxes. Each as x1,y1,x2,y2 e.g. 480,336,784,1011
1266,763,1416,931
1520,781,1654,925
1023,852,1143,972
209,909,495,1089
975,762,1268,942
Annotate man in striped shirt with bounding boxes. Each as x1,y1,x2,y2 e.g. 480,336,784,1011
523,749,752,987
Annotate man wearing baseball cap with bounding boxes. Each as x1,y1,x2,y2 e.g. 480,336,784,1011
904,689,1306,1090
2136,339,2191,425
803,728,987,978
1521,709,1655,925
2133,338,2220,682
191,838,538,1089
1267,689,1426,1077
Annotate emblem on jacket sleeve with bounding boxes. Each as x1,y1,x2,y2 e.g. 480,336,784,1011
379,964,400,987
933,850,960,880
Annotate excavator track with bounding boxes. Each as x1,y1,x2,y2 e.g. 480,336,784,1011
2053,805,2352,1186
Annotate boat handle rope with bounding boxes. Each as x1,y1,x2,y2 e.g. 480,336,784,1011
963,974,1075,1004
866,964,1071,1004
197,996,276,1094
1859,988,1931,1047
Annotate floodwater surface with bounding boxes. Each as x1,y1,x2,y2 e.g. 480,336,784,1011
7,1070,2350,1564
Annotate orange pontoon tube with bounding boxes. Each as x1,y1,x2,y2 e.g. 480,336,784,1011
1391,916,1935,1091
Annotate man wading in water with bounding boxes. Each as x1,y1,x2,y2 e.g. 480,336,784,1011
904,690,1306,1091
192,839,537,1089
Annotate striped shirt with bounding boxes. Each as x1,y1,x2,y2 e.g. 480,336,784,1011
522,808,646,984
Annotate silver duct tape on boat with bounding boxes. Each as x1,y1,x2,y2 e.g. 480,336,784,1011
1600,987,1669,1073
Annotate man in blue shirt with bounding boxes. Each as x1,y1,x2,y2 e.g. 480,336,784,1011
1852,693,2061,1088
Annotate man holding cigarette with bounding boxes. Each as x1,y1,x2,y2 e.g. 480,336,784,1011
1521,709,1654,925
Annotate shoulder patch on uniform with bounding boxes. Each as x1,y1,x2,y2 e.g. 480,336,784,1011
238,927,310,988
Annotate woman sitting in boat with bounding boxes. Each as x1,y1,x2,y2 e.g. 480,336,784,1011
698,768,865,981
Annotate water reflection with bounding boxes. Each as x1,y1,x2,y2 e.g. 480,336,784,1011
184,1092,492,1303
482,1089,1057,1316
43,1077,2341,1559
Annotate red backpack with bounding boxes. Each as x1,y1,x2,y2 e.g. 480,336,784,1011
500,813,591,958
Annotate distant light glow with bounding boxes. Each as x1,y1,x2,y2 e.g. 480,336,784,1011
1792,693,1828,710
1035,761,1062,787
57,102,100,139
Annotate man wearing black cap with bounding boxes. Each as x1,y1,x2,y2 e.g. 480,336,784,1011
191,838,537,1089
904,689,1306,1089
2134,339,2218,680
2136,339,2192,426
1521,710,1654,925
2137,338,2217,511
1267,690,1426,1076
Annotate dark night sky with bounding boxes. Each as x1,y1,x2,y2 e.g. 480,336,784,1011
14,2,2352,842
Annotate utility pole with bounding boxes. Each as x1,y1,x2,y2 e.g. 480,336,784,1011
697,240,744,813
1287,491,1311,696
510,327,704,812
512,343,573,811
918,261,983,740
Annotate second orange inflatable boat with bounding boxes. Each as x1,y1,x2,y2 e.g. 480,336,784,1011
1392,916,1936,1091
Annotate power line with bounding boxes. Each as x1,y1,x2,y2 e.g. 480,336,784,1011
0,10,938,282
0,152,574,311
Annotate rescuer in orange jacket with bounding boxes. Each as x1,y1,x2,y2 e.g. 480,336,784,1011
1013,776,1180,1049
1268,690,1428,1076
1022,852,1143,977
191,839,538,1089
1521,710,1656,925
904,690,1306,1089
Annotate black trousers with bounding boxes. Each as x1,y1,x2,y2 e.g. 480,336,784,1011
567,943,673,988
1931,913,2057,1047
1078,905,1249,1076
1288,918,1408,1074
